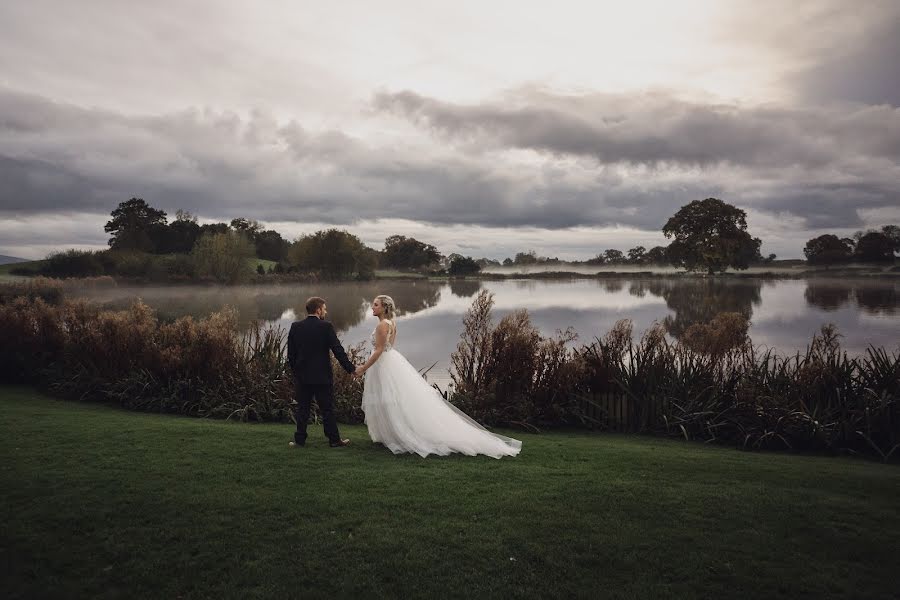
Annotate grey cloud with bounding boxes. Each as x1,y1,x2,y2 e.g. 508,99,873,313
373,89,900,169
373,89,900,229
1,86,898,240
0,87,699,231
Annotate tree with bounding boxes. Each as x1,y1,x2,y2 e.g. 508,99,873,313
476,257,501,268
289,229,374,279
255,230,289,262
449,255,481,276
502,258,514,266
162,211,201,254
382,235,443,269
199,222,230,237
603,249,624,264
662,198,761,275
803,234,853,266
627,246,646,264
104,198,168,252
230,218,263,241
854,231,895,263
881,225,900,255
191,231,256,283
645,246,668,264
514,251,538,265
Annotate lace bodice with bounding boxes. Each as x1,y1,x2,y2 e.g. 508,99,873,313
371,319,396,351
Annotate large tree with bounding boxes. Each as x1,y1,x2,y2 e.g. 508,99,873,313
104,198,168,252
854,231,895,263
645,246,669,265
881,225,900,255
382,235,442,270
289,229,375,279
449,255,481,276
803,234,853,266
627,246,646,264
161,210,201,254
254,229,289,262
663,198,761,275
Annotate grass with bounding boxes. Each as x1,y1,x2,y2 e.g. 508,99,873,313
0,260,43,278
2,386,899,600
374,269,428,279
247,257,278,272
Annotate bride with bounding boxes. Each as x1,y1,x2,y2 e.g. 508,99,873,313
355,295,522,459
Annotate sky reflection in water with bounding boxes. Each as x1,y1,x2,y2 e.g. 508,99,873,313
77,278,900,387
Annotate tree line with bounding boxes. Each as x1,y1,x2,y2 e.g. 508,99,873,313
17,196,898,281
803,226,899,266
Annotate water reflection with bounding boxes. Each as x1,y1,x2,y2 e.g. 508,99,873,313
855,285,899,315
804,280,899,316
804,282,854,312
448,279,482,298
70,277,900,380
600,279,625,293
80,281,444,332
629,279,763,340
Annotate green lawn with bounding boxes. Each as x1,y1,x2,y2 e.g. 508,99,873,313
374,269,428,279
3,387,898,600
248,257,278,272
0,260,42,278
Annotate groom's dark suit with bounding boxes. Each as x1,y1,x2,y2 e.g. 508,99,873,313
287,315,356,445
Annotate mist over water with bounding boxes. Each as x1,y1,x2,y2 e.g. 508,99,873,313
73,277,900,388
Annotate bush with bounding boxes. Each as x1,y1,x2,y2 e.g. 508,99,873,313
39,249,106,278
450,291,585,428
192,232,255,283
2,283,897,460
0,277,64,306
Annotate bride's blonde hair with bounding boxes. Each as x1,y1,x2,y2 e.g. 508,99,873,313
375,295,396,320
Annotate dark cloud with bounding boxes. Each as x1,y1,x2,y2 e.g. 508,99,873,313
373,89,900,169
1,85,898,240
373,88,900,229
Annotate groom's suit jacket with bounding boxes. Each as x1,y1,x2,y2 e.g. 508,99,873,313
287,315,355,385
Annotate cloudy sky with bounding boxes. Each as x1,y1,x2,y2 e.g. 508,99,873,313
1,0,898,260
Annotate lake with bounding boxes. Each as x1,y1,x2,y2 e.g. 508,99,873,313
74,277,900,389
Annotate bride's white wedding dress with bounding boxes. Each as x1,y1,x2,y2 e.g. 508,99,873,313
361,321,522,459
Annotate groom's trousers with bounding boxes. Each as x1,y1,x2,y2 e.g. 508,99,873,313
294,382,341,444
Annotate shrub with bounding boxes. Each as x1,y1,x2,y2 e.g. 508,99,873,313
39,249,106,277
1,283,897,460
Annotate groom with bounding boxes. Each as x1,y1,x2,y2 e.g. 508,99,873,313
287,296,358,448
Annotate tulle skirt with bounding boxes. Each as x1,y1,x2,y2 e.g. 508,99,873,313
361,349,522,459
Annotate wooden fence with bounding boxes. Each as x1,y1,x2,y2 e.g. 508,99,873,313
577,392,671,432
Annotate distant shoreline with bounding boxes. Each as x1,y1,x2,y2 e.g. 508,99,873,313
3,259,898,286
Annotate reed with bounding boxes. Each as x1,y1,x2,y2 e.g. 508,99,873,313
2,280,897,459
449,290,899,460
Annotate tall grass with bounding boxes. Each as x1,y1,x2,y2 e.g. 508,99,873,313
450,290,900,460
0,281,364,427
2,282,898,459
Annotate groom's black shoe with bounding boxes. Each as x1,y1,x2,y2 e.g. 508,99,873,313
329,438,351,448
288,441,305,448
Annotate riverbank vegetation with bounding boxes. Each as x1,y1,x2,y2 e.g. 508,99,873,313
2,280,896,461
